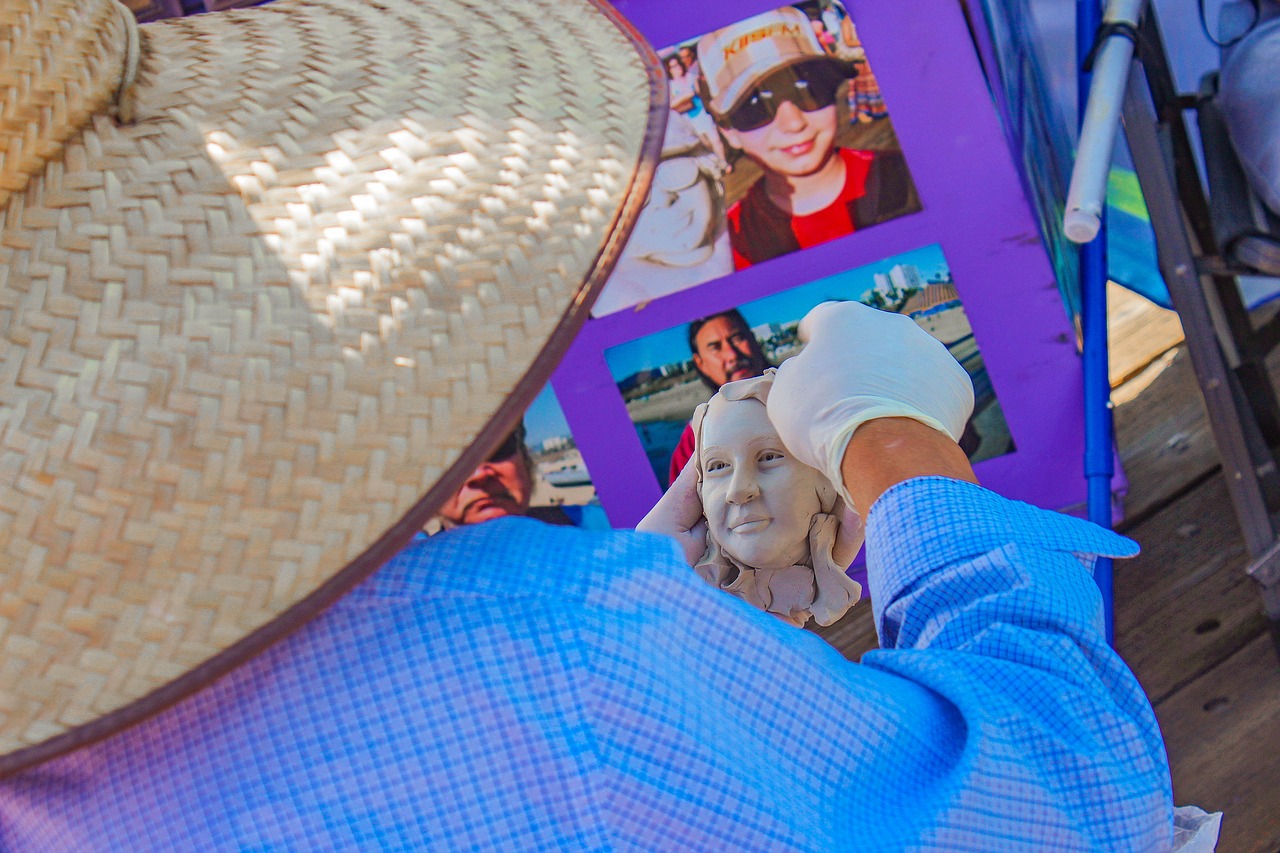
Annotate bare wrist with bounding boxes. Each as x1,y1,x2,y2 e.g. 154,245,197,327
840,418,978,514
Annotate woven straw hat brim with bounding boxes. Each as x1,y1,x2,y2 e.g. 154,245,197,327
0,0,665,772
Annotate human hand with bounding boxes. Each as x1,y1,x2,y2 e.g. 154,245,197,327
767,301,974,505
636,453,707,567
831,500,865,568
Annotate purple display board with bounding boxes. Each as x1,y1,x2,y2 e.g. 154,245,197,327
547,0,1095,527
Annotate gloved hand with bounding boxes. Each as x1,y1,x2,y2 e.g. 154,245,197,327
636,455,707,567
767,301,974,508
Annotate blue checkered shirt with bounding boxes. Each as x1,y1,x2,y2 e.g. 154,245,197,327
0,478,1173,850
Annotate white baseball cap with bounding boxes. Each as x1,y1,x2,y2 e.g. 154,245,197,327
696,7,845,119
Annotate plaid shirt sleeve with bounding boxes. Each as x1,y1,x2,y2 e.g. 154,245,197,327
0,478,1174,852
857,476,1174,850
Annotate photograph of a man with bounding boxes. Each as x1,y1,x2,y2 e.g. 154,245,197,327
668,309,771,483
430,423,534,530
607,244,1015,497
690,309,770,390
697,5,920,268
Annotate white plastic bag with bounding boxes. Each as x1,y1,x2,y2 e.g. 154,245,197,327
1170,805,1223,853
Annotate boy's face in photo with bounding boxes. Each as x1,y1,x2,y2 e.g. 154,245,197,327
716,61,845,179
722,101,839,178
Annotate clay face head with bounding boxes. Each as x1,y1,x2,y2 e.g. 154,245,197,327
691,370,860,627
691,371,860,625
697,381,826,569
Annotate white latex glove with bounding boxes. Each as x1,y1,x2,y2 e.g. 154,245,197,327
767,301,975,508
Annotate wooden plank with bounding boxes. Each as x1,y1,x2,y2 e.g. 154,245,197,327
811,598,879,661
1107,283,1185,387
1153,632,1280,853
1114,474,1268,702
1103,283,1222,523
1114,346,1220,523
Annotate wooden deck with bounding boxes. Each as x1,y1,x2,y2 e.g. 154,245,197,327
813,285,1280,852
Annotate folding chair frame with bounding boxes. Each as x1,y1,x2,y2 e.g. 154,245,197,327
1120,5,1280,651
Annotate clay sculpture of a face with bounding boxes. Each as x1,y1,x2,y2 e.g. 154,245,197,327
699,391,822,569
692,370,862,627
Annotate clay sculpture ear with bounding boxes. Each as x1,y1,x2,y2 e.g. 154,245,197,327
808,513,863,627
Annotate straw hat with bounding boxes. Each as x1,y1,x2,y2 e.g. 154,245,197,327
0,0,664,773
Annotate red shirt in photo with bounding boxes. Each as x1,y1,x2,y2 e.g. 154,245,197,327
727,147,917,269
667,420,697,487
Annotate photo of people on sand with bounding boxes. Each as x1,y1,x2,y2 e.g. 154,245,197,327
521,385,607,528
592,0,921,317
604,245,1013,488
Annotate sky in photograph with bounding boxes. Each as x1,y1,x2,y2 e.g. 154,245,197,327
523,383,572,447
604,243,951,381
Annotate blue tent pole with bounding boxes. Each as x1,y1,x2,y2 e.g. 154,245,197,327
1077,0,1116,644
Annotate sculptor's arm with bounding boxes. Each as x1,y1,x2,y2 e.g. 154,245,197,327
640,303,1172,845
764,302,1173,847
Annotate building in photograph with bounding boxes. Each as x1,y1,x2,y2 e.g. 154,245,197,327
868,263,926,311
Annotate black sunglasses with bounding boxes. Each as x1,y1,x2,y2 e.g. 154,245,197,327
487,428,524,463
722,61,847,133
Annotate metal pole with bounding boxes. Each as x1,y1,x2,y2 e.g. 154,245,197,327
1076,0,1123,643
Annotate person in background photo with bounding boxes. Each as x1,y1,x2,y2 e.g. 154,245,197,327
665,49,725,161
696,6,919,269
666,53,697,114
429,422,534,530
820,2,843,52
690,309,770,393
809,15,838,55
592,114,733,316
668,308,771,484
678,44,700,80
842,16,887,123
429,419,593,531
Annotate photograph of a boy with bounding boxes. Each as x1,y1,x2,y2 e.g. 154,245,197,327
697,4,920,268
